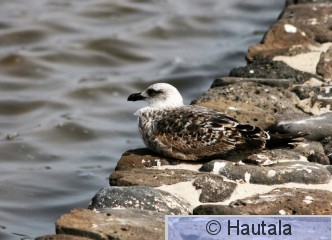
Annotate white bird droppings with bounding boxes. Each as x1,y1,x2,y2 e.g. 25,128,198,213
305,196,314,200
213,162,226,173
156,159,161,168
303,195,314,204
279,209,287,215
267,170,277,178
303,200,313,204
228,106,237,110
244,172,251,183
284,24,297,33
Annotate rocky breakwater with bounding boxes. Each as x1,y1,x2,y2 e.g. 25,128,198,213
38,1,332,239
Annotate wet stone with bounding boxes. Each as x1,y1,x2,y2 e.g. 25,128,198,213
229,60,316,83
193,188,332,215
275,112,332,141
200,160,331,185
192,81,302,121
88,186,191,215
110,168,201,187
193,175,237,203
115,148,179,171
56,208,164,240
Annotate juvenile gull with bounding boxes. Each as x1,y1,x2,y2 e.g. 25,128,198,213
128,83,270,161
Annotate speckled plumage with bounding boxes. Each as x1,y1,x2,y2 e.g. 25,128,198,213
128,83,270,161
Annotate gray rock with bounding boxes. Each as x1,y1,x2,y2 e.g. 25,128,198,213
88,186,191,215
291,84,324,100
211,77,294,88
193,205,242,215
193,175,237,203
194,188,332,215
292,141,326,157
243,149,305,166
291,141,330,165
321,136,332,164
200,160,331,185
56,208,164,240
192,81,302,122
230,60,315,83
307,152,330,165
110,168,202,187
325,165,332,174
276,112,332,141
292,84,332,114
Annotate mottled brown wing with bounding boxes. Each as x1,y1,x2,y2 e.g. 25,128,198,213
151,106,247,160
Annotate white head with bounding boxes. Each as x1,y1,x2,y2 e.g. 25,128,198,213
128,83,183,109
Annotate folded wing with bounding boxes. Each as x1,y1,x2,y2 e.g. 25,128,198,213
149,106,268,160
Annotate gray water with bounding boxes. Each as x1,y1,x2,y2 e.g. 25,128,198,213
0,0,284,239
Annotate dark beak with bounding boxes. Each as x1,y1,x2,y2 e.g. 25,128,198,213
127,92,145,101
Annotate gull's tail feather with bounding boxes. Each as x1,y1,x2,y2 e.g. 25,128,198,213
266,132,309,148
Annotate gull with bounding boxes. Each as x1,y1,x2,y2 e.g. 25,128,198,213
127,83,271,161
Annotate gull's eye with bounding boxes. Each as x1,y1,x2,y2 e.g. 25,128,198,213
147,88,161,97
